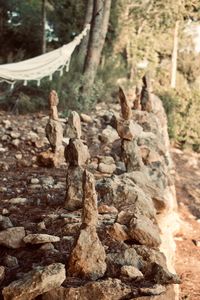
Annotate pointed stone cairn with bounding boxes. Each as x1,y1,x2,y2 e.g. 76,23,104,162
37,90,64,167
118,86,132,120
64,114,90,210
140,73,153,113
114,86,144,172
68,170,106,280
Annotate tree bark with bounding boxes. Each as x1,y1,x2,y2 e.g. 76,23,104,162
171,20,179,88
42,0,47,54
82,0,112,93
78,0,94,71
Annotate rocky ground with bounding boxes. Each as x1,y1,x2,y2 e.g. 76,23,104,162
0,97,198,300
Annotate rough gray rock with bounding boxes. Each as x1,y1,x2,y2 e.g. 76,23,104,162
65,166,84,210
116,119,143,141
23,234,60,244
129,215,161,247
122,139,144,172
45,119,63,152
82,171,98,227
99,125,119,144
65,139,90,166
0,215,13,230
96,176,156,220
42,278,131,300
64,111,82,139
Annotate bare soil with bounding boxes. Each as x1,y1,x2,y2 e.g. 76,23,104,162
173,149,200,300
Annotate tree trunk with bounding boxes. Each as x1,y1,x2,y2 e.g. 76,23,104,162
171,21,179,89
82,0,112,93
42,0,47,54
78,0,94,71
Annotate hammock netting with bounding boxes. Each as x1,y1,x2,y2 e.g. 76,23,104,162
0,24,90,89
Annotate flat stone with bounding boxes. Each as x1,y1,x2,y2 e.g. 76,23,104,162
121,265,143,279
98,205,118,214
139,284,166,296
3,198,28,205
3,263,66,300
23,234,60,244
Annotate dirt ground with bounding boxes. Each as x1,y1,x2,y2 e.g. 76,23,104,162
172,149,200,300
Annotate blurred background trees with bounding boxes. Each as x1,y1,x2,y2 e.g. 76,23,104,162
0,0,200,151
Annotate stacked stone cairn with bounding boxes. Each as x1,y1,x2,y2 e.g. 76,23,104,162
37,90,64,167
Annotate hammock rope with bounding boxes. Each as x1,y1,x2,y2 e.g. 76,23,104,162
0,24,90,89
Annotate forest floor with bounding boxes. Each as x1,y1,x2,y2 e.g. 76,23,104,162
172,149,200,300
0,110,199,299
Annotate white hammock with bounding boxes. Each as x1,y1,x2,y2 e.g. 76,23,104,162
0,24,90,89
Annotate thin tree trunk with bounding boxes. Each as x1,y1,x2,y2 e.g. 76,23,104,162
82,0,111,93
42,0,47,54
79,0,94,71
171,20,179,88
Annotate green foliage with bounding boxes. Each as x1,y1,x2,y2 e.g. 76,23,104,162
48,0,85,45
1,88,47,114
178,52,200,83
157,89,179,139
158,86,200,151
0,0,42,61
